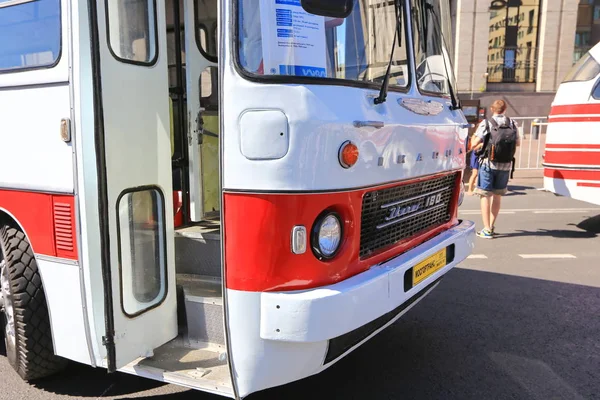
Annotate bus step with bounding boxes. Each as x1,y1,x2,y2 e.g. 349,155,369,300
177,274,225,347
175,222,221,278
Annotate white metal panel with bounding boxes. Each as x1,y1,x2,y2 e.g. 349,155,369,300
222,78,467,191
0,84,74,193
94,0,177,368
259,219,475,343
184,0,218,221
240,109,290,160
229,282,441,398
70,0,105,367
552,79,598,106
544,176,600,206
37,258,92,365
227,289,328,398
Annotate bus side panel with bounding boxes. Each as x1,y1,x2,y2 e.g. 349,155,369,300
0,84,74,194
37,258,93,365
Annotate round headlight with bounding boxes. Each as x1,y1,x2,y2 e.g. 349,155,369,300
312,212,343,260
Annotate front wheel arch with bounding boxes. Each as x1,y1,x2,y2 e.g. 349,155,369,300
0,224,68,380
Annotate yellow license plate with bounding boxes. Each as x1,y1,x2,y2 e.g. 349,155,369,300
412,248,447,286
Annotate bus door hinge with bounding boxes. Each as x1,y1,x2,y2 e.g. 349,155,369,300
102,335,114,347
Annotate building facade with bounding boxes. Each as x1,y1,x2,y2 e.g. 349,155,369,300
452,0,596,116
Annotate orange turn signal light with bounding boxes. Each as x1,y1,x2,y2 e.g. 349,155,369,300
339,141,359,169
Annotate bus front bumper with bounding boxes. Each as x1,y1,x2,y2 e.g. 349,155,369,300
259,219,475,345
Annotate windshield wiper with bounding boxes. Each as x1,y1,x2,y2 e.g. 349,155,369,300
424,2,461,110
374,0,402,105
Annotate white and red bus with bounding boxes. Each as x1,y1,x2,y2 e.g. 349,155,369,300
544,42,600,206
0,0,474,398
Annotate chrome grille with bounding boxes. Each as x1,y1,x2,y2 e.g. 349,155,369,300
360,173,458,258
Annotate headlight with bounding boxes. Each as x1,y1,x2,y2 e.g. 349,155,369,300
311,211,343,260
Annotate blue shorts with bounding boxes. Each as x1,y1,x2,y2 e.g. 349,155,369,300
475,162,510,196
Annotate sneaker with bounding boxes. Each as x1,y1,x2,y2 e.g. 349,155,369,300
476,228,493,239
491,226,496,236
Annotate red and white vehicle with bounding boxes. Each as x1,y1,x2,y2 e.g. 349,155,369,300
544,42,600,206
0,0,474,398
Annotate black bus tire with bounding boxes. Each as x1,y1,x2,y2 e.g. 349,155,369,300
0,226,67,381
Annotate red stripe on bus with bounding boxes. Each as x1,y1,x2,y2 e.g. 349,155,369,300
223,173,461,292
545,144,600,149
550,104,600,116
0,190,78,260
544,168,600,181
548,116,600,123
544,151,600,166
577,182,600,188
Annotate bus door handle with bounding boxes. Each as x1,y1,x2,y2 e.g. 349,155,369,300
460,123,474,129
353,120,384,129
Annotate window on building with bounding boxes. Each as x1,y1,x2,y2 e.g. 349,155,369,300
487,0,540,84
574,0,598,64
0,0,61,72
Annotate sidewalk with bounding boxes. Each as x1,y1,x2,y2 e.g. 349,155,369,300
463,167,544,188
511,168,544,180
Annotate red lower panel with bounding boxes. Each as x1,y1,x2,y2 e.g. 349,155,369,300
550,104,600,116
224,174,460,292
545,144,600,149
577,182,600,188
544,151,600,166
549,116,600,123
544,168,600,181
0,190,77,259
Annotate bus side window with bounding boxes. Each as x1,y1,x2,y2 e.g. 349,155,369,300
195,0,218,60
200,66,218,110
0,0,61,72
106,0,158,64
592,78,600,100
118,188,167,316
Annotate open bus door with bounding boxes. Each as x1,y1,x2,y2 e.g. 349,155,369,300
90,0,178,370
183,0,219,221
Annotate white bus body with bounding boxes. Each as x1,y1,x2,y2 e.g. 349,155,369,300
0,0,474,398
544,42,600,206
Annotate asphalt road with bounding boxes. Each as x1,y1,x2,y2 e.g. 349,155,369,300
2,176,600,400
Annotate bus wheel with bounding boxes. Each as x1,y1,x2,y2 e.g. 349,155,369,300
0,226,67,381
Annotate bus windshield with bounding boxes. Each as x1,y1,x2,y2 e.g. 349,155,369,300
237,0,409,89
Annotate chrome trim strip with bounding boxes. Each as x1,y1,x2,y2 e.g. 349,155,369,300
376,203,447,230
380,187,449,209
543,163,600,171
0,0,36,9
35,254,79,266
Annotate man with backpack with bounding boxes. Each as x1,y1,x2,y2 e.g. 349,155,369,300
470,100,520,239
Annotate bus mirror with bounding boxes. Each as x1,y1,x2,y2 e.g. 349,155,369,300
300,0,353,18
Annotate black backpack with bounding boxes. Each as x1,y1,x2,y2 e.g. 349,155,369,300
482,117,518,163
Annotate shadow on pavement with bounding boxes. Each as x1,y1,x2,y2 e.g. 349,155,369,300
31,363,167,398
576,214,600,234
495,228,597,239
505,184,535,196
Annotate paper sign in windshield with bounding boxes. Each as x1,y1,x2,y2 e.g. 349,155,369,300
259,0,327,78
